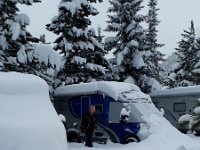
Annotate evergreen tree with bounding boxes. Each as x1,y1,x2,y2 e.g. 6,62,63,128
145,0,165,82
179,98,200,134
47,0,110,86
0,0,41,72
165,21,199,88
96,25,104,44
191,37,200,83
105,0,161,93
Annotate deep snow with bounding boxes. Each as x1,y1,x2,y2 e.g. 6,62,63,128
0,72,67,150
69,113,200,150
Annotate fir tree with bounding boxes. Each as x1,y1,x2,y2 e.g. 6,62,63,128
179,98,200,134
166,21,199,88
145,0,165,82
105,0,161,93
47,0,110,86
96,25,104,44
0,0,41,72
191,37,200,84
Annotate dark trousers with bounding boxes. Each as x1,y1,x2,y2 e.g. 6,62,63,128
85,131,93,147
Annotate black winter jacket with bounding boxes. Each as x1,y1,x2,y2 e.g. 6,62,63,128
81,112,97,133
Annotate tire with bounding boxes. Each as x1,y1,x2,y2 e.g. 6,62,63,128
67,131,81,143
126,136,140,144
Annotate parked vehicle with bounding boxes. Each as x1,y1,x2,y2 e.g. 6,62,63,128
0,72,67,150
150,86,200,134
54,81,154,144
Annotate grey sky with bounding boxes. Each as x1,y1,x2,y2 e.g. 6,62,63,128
19,0,200,58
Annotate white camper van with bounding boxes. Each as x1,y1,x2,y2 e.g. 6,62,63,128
150,86,200,134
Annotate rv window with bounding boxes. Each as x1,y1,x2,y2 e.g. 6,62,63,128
95,105,103,113
173,103,186,112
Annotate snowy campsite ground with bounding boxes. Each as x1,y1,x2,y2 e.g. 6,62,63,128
70,135,200,150
68,113,200,150
69,135,200,150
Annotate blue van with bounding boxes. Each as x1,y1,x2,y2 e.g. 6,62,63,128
54,82,152,144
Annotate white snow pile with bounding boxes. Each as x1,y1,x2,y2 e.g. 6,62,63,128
55,81,142,101
179,114,193,124
0,72,67,150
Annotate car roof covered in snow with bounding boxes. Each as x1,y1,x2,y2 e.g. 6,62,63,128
55,81,141,100
150,85,200,97
0,72,67,150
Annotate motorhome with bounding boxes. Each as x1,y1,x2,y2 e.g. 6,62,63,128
54,81,155,144
150,86,200,134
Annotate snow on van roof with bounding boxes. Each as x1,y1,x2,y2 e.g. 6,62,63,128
150,85,200,97
0,72,67,150
55,81,141,100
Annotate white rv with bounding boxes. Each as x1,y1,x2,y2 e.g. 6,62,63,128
150,86,200,134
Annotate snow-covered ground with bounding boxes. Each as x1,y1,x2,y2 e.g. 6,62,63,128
1,72,200,150
69,136,200,150
0,72,67,150
69,109,200,150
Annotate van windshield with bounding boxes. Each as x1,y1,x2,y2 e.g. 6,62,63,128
123,102,161,123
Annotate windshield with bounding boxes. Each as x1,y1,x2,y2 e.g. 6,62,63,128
123,102,162,123
109,102,158,123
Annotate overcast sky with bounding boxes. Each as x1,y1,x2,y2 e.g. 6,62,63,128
19,0,200,58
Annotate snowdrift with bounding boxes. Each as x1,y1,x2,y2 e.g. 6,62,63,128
69,113,200,150
0,72,67,150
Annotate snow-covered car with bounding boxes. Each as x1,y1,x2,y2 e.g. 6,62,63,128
0,72,67,150
54,81,157,144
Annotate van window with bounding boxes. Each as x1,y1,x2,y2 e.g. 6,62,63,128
173,103,186,112
94,105,103,113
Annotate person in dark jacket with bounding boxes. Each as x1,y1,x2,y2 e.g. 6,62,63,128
81,105,97,147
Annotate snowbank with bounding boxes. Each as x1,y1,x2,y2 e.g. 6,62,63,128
0,72,67,150
55,81,141,100
69,111,200,150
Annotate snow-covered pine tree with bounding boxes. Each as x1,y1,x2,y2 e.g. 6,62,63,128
96,25,104,44
165,21,199,88
0,0,41,72
105,0,160,93
191,37,200,84
179,98,200,134
145,0,165,83
47,0,110,87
